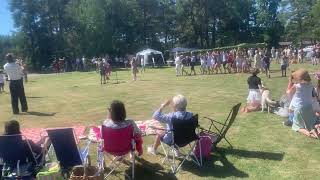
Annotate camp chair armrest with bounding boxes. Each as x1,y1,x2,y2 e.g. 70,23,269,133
148,125,167,131
203,117,227,126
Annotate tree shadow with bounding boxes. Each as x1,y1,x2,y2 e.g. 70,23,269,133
125,157,178,180
20,111,56,117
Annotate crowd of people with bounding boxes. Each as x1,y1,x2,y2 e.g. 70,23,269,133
173,44,320,78
242,68,320,139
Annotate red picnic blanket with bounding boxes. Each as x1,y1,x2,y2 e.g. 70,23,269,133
21,126,86,144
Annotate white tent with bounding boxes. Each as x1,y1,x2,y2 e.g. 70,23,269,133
136,48,165,66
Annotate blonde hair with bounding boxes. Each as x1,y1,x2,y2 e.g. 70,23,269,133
172,94,187,111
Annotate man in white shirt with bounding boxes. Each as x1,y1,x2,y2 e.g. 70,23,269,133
3,53,28,114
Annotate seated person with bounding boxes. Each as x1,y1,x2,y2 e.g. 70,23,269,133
2,120,48,167
287,69,320,138
241,69,262,113
147,94,193,155
103,100,143,156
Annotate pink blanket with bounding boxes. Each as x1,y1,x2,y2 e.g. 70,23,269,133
21,126,86,144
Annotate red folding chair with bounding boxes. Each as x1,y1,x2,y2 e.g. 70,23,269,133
98,125,136,179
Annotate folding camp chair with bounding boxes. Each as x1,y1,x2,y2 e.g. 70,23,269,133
0,134,44,179
201,103,241,148
159,114,202,174
98,125,136,179
46,128,90,176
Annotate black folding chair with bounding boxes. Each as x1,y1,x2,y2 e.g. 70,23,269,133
46,128,90,176
160,114,202,174
201,103,241,148
0,134,43,179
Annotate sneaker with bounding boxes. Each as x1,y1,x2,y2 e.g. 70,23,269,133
147,146,158,155
283,120,292,127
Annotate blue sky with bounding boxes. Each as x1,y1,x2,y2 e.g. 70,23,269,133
0,0,14,35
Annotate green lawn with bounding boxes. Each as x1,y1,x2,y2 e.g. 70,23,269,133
0,64,319,180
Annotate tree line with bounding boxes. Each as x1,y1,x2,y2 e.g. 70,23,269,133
1,0,320,70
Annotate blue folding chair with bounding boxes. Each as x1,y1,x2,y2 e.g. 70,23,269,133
0,134,42,179
46,128,90,177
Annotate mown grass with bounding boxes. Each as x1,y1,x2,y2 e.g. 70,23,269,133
0,63,319,179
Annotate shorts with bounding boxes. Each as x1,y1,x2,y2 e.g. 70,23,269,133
264,64,270,71
0,83,3,88
281,65,287,70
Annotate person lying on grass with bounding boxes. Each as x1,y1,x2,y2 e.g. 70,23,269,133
147,94,193,155
287,69,320,139
103,100,143,156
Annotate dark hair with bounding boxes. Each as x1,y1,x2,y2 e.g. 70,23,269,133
109,100,126,122
4,120,21,135
5,53,14,63
252,68,260,76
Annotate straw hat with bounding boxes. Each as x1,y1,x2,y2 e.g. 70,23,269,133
292,69,311,83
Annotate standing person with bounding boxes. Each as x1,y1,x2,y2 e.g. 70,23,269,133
262,53,271,78
271,47,276,61
104,60,111,82
131,57,138,81
206,53,211,75
140,56,145,73
200,54,207,75
298,48,304,64
0,70,5,93
222,51,228,74
280,52,289,77
3,53,28,114
174,54,182,76
99,59,106,84
190,52,196,76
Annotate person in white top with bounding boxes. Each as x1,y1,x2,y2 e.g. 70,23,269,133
0,69,5,93
3,53,28,114
174,55,182,76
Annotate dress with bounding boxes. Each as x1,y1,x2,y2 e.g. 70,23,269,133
289,83,317,131
131,60,138,74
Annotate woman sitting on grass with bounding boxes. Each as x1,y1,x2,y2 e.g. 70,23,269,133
241,69,262,113
147,94,193,155
287,69,320,139
103,100,143,156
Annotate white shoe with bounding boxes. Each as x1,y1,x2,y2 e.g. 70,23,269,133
147,146,158,155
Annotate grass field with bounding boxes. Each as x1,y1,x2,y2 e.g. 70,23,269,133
0,63,320,180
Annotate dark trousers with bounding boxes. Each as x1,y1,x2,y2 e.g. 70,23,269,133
9,79,28,114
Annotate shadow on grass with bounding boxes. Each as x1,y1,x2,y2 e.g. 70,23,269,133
27,96,44,98
182,147,284,178
218,147,284,161
127,157,178,180
20,111,57,116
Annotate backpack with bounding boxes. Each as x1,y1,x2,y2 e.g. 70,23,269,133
194,132,214,159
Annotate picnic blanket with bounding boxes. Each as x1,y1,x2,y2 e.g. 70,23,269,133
88,120,163,142
21,126,86,144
